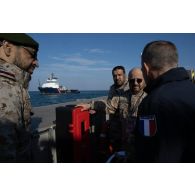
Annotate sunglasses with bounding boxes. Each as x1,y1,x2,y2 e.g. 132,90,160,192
129,78,143,84
21,46,37,60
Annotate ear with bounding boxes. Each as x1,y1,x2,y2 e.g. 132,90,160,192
143,62,150,75
2,41,12,56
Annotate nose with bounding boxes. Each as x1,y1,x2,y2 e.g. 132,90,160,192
32,59,39,68
116,75,120,80
134,80,139,84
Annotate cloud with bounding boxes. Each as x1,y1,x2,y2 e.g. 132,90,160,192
86,48,107,54
40,63,112,72
49,52,111,68
65,56,97,66
65,56,109,66
49,49,110,66
39,51,114,78
50,56,65,61
83,67,112,71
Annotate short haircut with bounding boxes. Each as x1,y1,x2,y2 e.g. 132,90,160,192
112,65,126,75
128,67,142,75
141,40,178,70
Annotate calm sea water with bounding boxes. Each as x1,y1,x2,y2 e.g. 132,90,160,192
29,90,108,107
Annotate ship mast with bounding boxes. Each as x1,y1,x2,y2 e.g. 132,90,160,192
38,79,41,87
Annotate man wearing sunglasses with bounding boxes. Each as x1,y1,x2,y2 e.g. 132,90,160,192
125,68,147,161
128,67,147,117
0,33,39,162
135,40,195,162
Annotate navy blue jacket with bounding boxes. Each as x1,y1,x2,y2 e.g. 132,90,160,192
135,67,195,162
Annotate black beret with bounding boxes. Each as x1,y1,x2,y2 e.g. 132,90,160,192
0,33,39,51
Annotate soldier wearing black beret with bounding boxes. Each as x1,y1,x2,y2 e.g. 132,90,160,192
0,33,39,162
0,33,39,51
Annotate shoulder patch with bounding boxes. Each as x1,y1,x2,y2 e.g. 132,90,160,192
0,70,16,82
138,115,157,137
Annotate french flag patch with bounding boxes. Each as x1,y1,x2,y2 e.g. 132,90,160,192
138,115,157,137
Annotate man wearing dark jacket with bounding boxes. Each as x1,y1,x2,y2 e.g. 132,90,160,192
135,40,195,162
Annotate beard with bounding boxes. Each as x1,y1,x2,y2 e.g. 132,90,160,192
114,80,124,87
13,51,31,73
23,72,31,89
13,51,31,88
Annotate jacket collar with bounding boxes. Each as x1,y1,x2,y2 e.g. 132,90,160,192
144,67,190,93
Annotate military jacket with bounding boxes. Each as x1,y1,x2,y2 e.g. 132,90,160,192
0,59,32,162
90,79,130,151
91,79,130,119
126,90,147,134
124,90,147,159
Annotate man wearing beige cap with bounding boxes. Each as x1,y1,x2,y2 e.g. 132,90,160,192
0,33,39,162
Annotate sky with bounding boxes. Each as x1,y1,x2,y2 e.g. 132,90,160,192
29,33,195,91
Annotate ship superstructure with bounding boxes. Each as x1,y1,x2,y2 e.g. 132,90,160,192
38,73,67,94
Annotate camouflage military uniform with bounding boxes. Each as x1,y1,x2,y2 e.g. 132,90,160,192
91,79,130,116
91,79,130,152
0,59,32,162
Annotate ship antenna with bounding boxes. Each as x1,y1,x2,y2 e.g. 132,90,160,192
38,79,41,87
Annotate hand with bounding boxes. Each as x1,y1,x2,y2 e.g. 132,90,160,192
75,103,91,111
89,110,96,114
